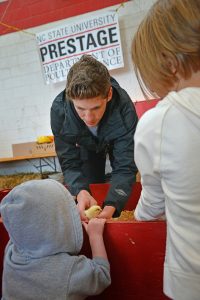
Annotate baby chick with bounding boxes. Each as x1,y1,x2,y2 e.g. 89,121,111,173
84,205,102,220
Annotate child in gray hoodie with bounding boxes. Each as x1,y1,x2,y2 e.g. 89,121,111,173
0,179,111,300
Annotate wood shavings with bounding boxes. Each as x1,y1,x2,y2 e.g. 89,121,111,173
112,210,135,221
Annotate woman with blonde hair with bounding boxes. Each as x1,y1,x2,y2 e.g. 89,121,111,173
132,0,200,299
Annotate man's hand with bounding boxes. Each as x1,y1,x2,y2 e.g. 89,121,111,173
77,190,97,221
98,205,116,219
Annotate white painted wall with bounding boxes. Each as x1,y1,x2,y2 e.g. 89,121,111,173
0,0,156,162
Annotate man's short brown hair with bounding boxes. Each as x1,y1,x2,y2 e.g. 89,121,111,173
66,55,111,100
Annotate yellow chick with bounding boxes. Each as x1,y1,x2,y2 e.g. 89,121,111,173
84,205,102,220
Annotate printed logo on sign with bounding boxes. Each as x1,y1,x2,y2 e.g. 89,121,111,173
36,11,124,84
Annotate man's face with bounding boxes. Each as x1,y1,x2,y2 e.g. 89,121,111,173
72,88,112,127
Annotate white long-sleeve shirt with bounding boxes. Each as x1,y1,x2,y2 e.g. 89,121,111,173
134,88,200,300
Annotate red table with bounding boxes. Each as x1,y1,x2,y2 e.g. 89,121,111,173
0,184,168,299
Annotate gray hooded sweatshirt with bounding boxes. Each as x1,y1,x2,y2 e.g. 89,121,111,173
0,179,110,300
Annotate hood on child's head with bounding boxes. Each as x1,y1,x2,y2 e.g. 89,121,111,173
0,179,83,258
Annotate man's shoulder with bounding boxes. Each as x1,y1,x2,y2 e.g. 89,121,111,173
110,77,120,88
109,79,136,123
51,90,70,116
52,90,65,106
110,77,132,106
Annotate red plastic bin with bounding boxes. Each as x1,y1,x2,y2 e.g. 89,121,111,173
0,184,168,299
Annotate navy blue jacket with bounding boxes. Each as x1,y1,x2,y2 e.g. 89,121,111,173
51,78,138,216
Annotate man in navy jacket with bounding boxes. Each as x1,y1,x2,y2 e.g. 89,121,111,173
51,55,138,219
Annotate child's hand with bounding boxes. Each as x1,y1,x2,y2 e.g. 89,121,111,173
83,218,106,237
83,218,108,260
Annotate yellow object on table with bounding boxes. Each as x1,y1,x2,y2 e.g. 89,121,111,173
37,136,54,144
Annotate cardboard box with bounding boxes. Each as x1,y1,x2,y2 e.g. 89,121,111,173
31,142,55,155
12,142,55,157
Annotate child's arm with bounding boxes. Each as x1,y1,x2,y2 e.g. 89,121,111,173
83,218,108,260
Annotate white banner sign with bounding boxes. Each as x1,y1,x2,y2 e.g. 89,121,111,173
36,11,124,84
